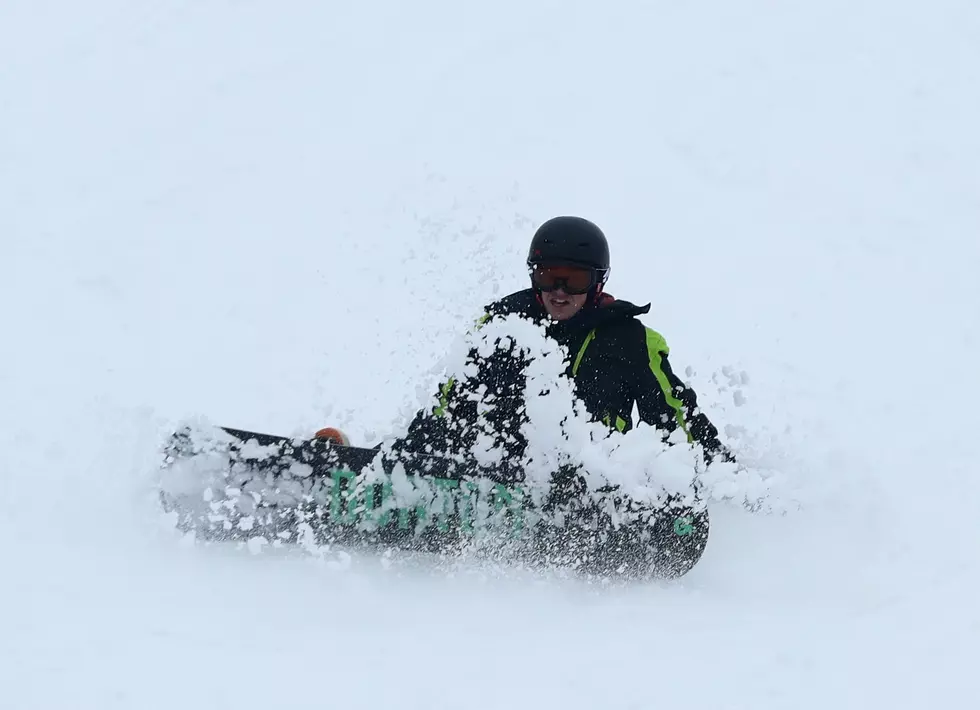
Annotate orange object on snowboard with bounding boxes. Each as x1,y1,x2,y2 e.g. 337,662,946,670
313,427,350,446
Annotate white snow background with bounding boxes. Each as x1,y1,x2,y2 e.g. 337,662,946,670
2,1,978,708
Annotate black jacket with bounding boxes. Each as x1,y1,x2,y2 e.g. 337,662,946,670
394,289,729,467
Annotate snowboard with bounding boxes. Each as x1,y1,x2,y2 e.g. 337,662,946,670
159,423,710,580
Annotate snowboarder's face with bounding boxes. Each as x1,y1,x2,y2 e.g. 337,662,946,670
541,288,588,321
530,263,595,320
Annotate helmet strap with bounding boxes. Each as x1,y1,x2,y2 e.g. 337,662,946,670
586,283,605,307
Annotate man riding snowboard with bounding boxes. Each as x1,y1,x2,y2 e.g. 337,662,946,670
346,215,733,471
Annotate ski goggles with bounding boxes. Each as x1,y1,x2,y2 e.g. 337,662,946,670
529,264,605,295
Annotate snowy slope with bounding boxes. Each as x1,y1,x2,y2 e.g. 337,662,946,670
2,1,979,708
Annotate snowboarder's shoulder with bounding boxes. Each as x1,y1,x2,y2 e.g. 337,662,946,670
593,293,651,329
483,288,540,319
593,294,671,350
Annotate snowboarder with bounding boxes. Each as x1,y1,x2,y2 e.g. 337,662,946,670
384,215,734,469
166,216,725,576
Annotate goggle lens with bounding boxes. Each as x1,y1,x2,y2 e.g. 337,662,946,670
531,265,596,295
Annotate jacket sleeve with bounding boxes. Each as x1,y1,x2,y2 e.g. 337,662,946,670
390,373,479,458
388,314,493,458
392,307,537,460
634,327,733,464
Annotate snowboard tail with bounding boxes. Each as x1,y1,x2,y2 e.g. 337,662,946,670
159,423,709,580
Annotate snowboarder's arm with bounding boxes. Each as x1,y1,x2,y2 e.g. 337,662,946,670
389,307,498,457
634,328,733,464
390,376,476,457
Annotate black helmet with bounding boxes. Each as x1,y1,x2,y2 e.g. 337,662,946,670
526,216,610,274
